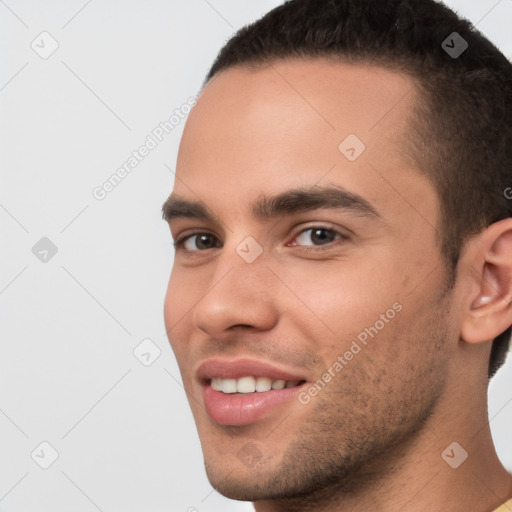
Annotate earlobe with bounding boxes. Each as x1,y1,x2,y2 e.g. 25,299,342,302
460,219,512,344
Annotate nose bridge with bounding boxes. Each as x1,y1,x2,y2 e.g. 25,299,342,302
191,239,277,335
212,234,272,296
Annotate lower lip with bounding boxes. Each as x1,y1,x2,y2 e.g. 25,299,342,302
203,383,305,426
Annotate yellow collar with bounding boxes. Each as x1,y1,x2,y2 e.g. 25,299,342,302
492,498,512,512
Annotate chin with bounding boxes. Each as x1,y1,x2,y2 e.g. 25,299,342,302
206,467,281,502
202,443,287,501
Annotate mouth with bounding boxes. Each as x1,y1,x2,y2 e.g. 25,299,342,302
196,358,309,426
209,376,305,394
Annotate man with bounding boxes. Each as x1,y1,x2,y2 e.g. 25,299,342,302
162,0,512,510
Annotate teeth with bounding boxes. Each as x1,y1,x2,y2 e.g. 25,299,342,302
211,376,302,394
255,377,272,392
211,377,222,391
271,379,285,390
237,376,256,393
221,378,237,393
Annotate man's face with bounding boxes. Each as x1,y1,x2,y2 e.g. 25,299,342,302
163,60,458,501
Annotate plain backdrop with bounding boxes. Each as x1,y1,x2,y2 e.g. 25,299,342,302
1,1,511,511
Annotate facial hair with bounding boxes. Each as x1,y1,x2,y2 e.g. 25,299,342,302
204,287,452,509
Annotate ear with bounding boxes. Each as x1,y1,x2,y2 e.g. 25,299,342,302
460,218,512,344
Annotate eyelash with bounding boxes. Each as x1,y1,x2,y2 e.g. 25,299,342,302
172,226,348,253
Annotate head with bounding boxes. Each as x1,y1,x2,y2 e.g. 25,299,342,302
163,0,512,506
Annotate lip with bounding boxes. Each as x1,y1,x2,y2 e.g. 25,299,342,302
196,357,310,426
196,357,309,382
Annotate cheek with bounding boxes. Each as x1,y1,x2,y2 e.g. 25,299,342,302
278,259,401,340
163,269,192,359
163,274,175,335
164,265,198,323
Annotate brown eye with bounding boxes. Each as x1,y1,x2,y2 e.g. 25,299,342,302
174,233,220,251
292,227,343,247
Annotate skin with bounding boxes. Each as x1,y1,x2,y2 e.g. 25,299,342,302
163,59,512,511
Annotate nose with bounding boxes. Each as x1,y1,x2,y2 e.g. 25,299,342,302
191,250,279,339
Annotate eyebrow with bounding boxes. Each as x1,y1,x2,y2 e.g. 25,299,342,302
161,185,381,224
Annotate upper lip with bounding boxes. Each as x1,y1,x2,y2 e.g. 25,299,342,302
196,357,310,383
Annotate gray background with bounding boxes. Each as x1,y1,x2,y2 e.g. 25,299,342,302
1,1,511,511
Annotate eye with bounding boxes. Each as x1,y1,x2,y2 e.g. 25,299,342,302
173,226,347,254
173,233,221,252
290,227,346,248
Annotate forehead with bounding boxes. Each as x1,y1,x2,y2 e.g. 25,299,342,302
174,58,436,225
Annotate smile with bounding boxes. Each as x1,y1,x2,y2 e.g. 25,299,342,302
197,358,310,426
210,376,304,394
